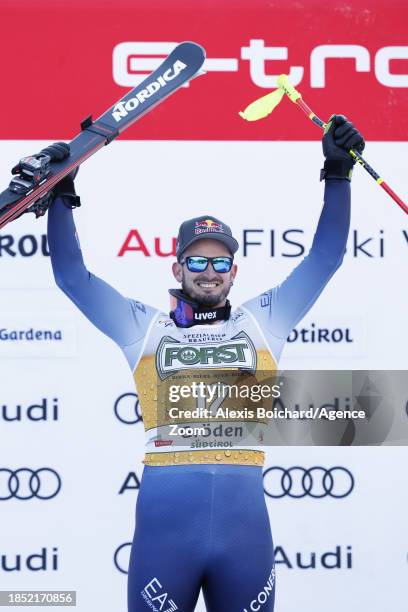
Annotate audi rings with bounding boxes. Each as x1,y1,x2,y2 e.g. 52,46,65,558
114,393,142,424
0,468,62,500
263,466,354,499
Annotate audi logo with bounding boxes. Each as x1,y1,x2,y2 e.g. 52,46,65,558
263,466,354,499
114,542,132,574
0,468,62,500
114,393,142,424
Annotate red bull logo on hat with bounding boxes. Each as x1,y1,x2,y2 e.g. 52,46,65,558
195,219,224,235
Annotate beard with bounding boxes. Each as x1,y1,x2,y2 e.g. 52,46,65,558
181,274,232,307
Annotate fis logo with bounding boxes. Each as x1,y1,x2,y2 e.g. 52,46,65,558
156,331,256,379
194,219,223,235
111,60,187,122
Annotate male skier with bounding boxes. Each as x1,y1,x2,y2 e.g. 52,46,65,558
44,114,364,611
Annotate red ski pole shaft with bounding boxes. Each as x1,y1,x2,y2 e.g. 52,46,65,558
294,97,408,215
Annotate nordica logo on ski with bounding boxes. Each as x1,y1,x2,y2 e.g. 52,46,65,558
155,332,257,379
111,60,187,123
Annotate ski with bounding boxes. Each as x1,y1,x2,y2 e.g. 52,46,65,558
0,41,205,229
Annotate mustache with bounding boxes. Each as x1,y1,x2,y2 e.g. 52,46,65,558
194,275,223,283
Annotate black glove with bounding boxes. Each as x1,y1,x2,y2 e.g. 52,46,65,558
321,114,365,181
40,141,70,162
41,142,80,209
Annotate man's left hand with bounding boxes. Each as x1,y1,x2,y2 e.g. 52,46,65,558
321,114,365,181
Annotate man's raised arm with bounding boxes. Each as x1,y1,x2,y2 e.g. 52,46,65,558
242,115,365,343
47,162,157,352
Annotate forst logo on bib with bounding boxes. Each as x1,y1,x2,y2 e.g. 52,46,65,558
111,60,187,122
156,331,257,379
165,341,249,367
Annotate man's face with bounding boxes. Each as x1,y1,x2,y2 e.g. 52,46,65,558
172,239,238,307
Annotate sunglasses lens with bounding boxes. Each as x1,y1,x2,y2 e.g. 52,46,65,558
212,257,232,272
185,256,232,273
187,257,208,272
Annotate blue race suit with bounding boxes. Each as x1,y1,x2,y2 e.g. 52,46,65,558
48,180,350,611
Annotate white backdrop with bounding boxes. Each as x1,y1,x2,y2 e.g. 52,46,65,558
1,140,407,611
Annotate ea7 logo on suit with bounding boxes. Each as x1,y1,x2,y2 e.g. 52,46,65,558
141,577,178,612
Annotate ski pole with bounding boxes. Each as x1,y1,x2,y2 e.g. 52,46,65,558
239,75,408,216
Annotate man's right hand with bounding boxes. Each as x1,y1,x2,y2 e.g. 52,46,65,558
40,141,71,163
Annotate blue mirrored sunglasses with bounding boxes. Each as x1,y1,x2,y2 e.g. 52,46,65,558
180,256,233,273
